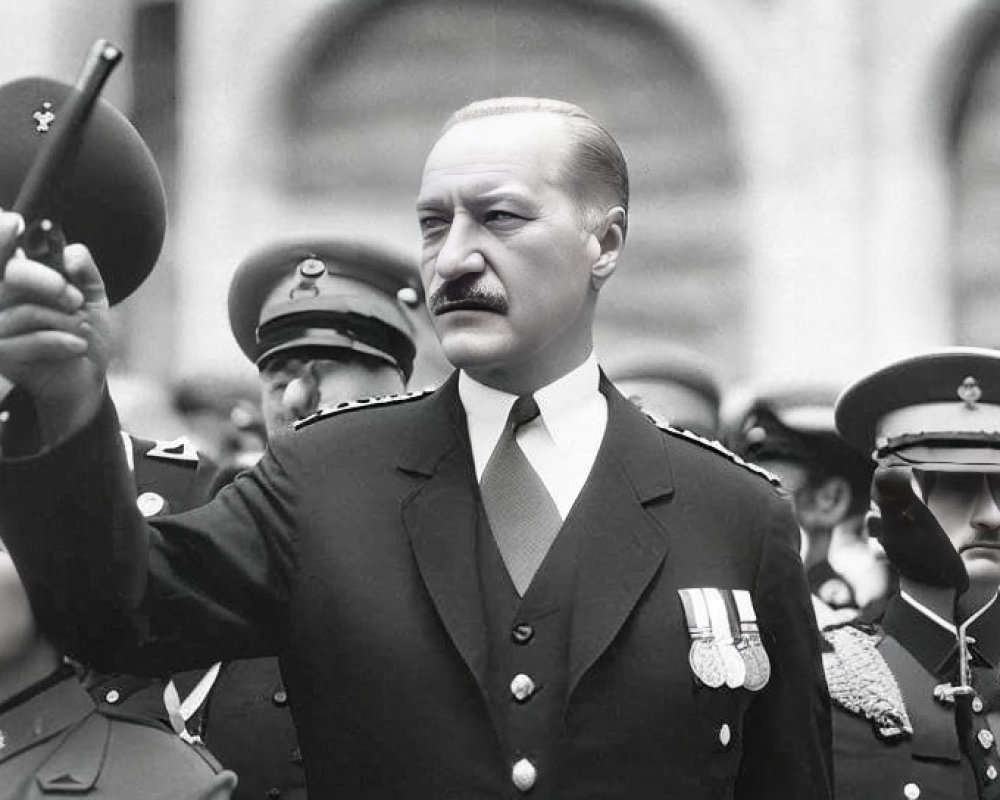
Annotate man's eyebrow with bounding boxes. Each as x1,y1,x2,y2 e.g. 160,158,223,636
416,200,445,213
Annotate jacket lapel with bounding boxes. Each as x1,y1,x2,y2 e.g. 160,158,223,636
567,378,675,695
397,373,490,693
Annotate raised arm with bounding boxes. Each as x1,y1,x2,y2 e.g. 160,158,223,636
0,210,110,447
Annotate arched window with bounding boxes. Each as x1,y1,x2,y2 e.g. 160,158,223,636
281,0,746,379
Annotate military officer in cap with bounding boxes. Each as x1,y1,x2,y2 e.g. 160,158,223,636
228,237,423,436
727,386,875,619
826,347,1000,799
191,238,423,800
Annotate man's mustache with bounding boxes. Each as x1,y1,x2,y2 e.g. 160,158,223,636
428,277,509,315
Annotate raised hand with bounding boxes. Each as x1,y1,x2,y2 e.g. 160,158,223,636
870,464,968,592
0,210,111,445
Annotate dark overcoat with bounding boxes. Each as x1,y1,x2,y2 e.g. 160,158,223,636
0,374,832,799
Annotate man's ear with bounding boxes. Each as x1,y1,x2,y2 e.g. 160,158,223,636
591,206,625,289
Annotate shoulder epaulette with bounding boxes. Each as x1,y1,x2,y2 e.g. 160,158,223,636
822,624,912,739
144,437,199,465
36,712,109,792
653,418,781,485
294,388,436,431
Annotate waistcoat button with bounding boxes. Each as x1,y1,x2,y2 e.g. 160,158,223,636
510,673,536,702
512,623,535,644
511,758,537,792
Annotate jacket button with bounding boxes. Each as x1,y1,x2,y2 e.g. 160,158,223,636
510,674,536,703
511,758,537,792
903,782,920,799
980,730,995,750
104,689,121,704
511,623,534,644
272,688,288,707
988,765,998,781
974,696,985,713
718,723,731,747
136,492,166,517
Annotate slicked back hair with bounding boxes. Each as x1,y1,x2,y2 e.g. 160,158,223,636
440,97,630,239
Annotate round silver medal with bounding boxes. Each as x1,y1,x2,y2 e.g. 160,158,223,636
690,639,726,689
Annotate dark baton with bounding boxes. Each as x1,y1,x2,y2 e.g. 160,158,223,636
0,39,123,275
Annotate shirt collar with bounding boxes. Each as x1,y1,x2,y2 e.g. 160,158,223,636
458,353,601,449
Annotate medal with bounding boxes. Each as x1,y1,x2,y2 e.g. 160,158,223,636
704,588,746,689
679,589,726,688
733,589,771,692
689,638,726,689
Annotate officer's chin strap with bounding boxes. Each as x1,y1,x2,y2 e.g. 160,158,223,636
163,661,222,745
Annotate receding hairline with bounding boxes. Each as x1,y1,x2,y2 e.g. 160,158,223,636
441,97,598,132
436,97,630,236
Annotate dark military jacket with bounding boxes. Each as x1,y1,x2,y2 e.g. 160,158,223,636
85,433,222,729
825,592,1000,799
0,373,833,799
88,438,306,799
0,670,235,799
203,658,304,800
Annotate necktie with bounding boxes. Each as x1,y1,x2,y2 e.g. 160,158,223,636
480,395,563,595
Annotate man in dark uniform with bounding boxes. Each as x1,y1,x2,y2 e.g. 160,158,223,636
0,97,832,798
0,73,234,798
726,386,875,620
195,238,423,800
827,347,1000,799
227,237,423,435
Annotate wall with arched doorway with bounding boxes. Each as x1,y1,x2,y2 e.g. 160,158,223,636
173,0,751,390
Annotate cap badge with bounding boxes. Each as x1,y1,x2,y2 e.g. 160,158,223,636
958,376,982,409
32,101,55,133
297,257,326,279
290,257,325,300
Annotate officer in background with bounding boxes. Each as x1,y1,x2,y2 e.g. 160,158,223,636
607,346,722,438
189,237,424,800
229,237,424,436
726,386,876,621
0,536,236,800
0,74,234,796
827,347,1000,799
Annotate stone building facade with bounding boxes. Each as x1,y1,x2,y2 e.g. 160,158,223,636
1,0,999,395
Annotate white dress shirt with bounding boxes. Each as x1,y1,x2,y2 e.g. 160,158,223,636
459,354,608,519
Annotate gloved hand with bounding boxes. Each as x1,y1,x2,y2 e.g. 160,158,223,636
869,464,968,593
